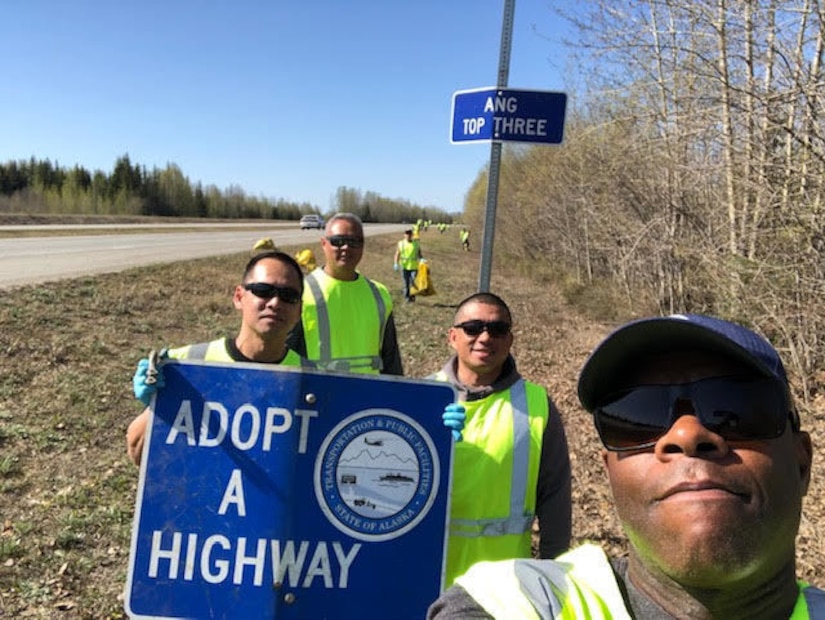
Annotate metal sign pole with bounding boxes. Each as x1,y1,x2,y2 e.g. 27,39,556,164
478,0,516,293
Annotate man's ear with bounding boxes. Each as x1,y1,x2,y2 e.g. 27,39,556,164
795,430,813,496
232,285,244,309
447,327,458,351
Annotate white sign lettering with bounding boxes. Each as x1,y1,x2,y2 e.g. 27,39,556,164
148,531,361,589
164,400,318,453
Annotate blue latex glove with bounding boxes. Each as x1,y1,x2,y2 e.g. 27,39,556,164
393,263,400,272
132,349,168,406
442,403,466,442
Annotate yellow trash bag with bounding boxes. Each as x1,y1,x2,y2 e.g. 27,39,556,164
251,237,277,254
410,260,436,296
294,248,317,273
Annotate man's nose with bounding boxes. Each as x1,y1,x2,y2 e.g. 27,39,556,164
656,400,730,456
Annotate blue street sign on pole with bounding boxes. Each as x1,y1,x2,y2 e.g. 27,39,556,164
124,360,456,620
450,87,567,145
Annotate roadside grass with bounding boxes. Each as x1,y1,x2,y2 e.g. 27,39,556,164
0,228,822,618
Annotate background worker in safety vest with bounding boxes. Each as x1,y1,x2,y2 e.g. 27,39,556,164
432,292,572,587
286,212,403,375
393,228,423,303
460,228,470,252
428,314,821,620
125,251,313,466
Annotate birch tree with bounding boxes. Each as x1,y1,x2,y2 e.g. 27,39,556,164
480,0,825,385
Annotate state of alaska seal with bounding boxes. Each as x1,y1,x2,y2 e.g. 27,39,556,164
314,409,440,542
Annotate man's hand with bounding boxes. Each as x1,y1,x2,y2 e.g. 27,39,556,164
393,263,400,271
126,410,149,466
442,403,466,442
132,349,167,406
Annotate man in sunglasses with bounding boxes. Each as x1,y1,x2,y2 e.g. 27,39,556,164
286,212,403,375
431,292,572,587
126,251,313,466
428,313,821,619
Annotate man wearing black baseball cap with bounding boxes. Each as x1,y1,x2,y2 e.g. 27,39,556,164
428,313,821,619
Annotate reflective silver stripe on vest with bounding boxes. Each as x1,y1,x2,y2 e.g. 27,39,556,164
804,585,825,618
513,560,564,620
186,341,210,359
305,271,385,372
451,379,534,537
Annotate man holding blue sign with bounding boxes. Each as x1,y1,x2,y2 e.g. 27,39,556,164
126,250,313,465
124,250,466,618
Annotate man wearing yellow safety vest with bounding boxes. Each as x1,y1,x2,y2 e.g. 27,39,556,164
287,212,403,375
125,251,314,466
428,314,823,619
393,228,423,302
460,228,470,252
432,292,572,587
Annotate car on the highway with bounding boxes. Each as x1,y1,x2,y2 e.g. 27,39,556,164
300,214,325,229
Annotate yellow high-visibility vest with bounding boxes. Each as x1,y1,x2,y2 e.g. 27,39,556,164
456,544,825,619
301,268,392,374
168,338,309,367
432,372,549,585
397,239,420,270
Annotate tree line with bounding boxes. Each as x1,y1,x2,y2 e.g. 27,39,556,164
0,155,456,224
463,0,825,406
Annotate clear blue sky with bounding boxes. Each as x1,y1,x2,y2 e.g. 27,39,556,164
1,1,573,213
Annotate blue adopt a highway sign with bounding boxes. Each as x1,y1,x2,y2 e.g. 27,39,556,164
124,360,456,620
451,87,567,145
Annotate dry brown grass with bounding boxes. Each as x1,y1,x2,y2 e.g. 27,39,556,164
0,227,822,618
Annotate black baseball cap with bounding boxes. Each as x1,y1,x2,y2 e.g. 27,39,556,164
577,313,789,412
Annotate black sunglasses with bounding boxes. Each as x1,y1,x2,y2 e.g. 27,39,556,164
593,375,796,452
453,320,511,337
325,235,364,249
243,282,301,304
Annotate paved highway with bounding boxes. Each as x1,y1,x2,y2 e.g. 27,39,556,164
0,223,405,290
